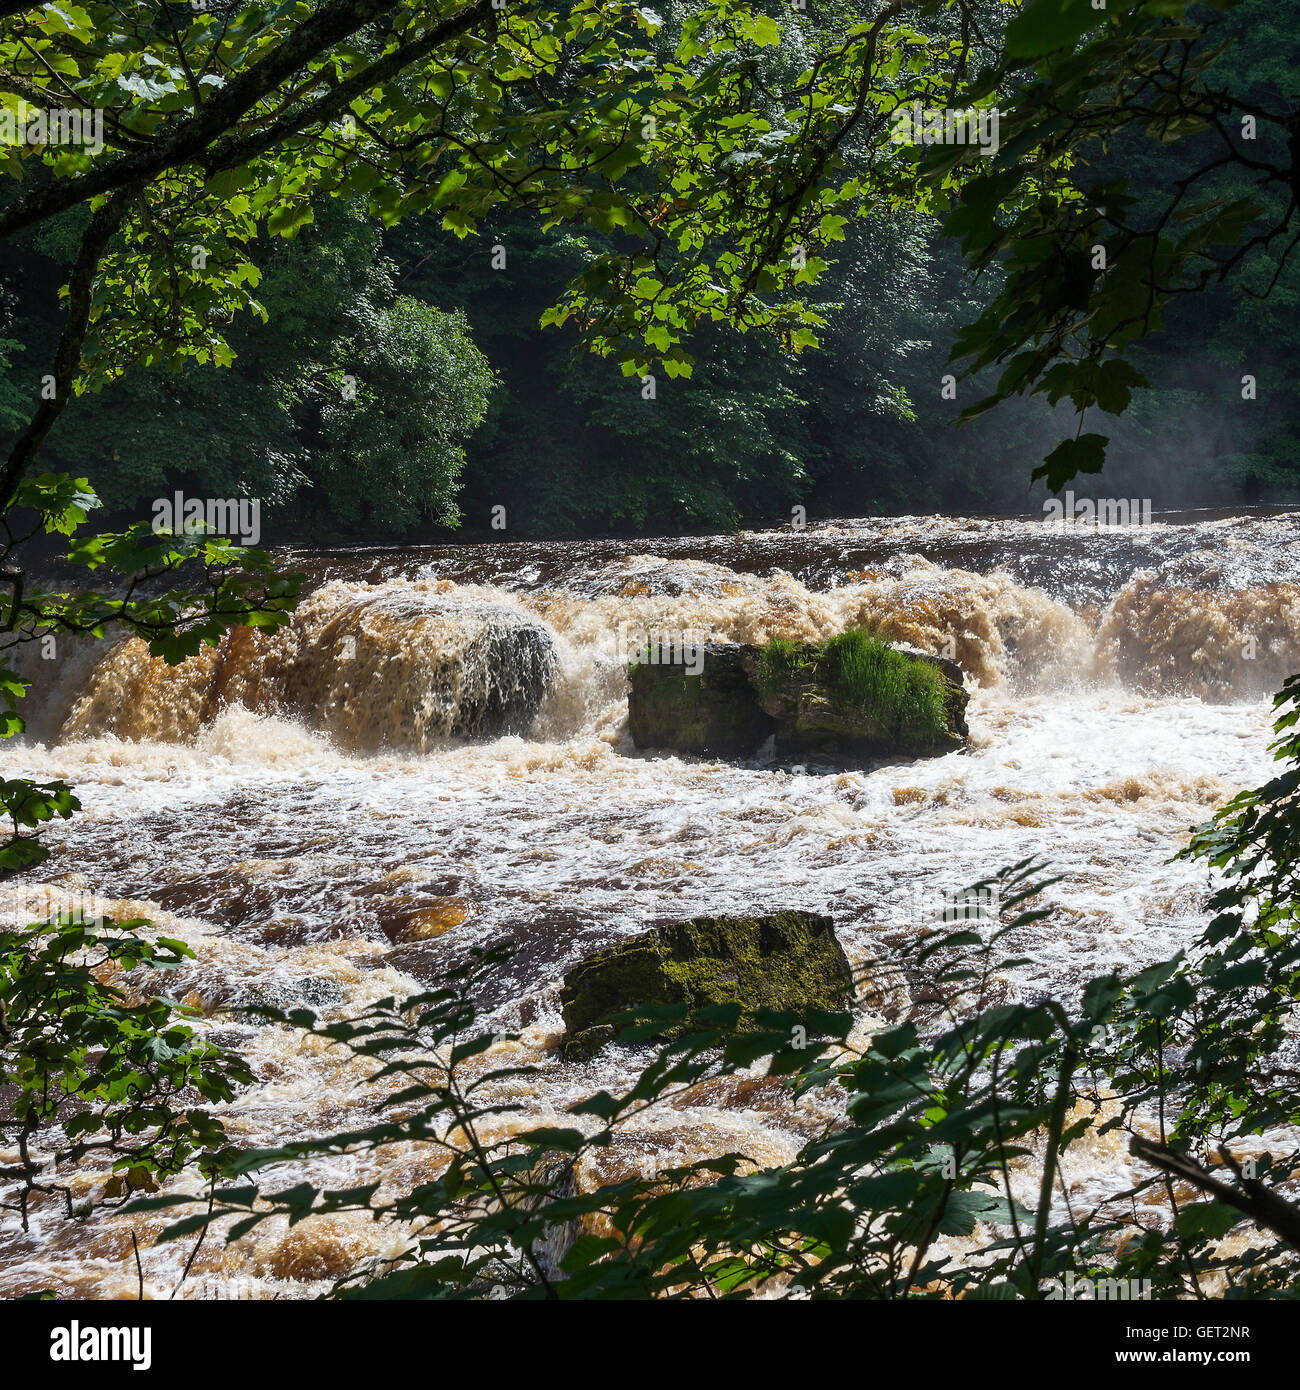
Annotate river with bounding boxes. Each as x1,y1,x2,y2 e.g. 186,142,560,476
2,509,1298,1296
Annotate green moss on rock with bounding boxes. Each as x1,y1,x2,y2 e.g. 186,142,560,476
821,630,950,742
560,910,853,1060
627,637,967,764
747,633,968,758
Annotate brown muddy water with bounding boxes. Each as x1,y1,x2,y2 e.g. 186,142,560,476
3,510,1299,1297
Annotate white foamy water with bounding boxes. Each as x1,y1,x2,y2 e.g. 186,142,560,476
2,511,1296,1297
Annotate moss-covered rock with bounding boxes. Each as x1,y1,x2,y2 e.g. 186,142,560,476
747,635,968,757
627,644,774,755
560,910,853,1060
626,633,968,763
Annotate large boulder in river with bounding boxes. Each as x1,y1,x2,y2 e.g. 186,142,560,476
625,641,774,756
284,591,559,750
59,585,560,752
627,630,967,762
560,911,854,1060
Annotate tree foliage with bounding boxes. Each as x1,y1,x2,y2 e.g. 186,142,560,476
0,0,1290,496
0,909,252,1232
0,472,301,875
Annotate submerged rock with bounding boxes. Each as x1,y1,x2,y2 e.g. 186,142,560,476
447,606,559,738
560,910,854,1060
627,634,967,762
519,1151,583,1283
59,585,560,751
231,975,345,1013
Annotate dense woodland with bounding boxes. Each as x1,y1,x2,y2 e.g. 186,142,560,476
2,0,1297,538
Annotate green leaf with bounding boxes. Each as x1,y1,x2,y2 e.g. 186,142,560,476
1005,0,1106,61
1032,433,1109,489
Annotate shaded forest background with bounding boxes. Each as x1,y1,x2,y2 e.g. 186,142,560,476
2,0,1296,540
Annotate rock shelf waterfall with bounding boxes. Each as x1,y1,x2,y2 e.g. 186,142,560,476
3,510,1299,1297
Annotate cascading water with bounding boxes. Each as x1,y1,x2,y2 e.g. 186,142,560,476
53,580,560,751
3,509,1299,1297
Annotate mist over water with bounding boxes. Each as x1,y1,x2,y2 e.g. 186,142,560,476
3,510,1298,1297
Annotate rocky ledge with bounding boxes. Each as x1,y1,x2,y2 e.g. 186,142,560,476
627,630,968,762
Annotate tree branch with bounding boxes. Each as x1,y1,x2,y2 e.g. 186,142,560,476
0,0,405,241
1130,1135,1300,1253
0,183,138,506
